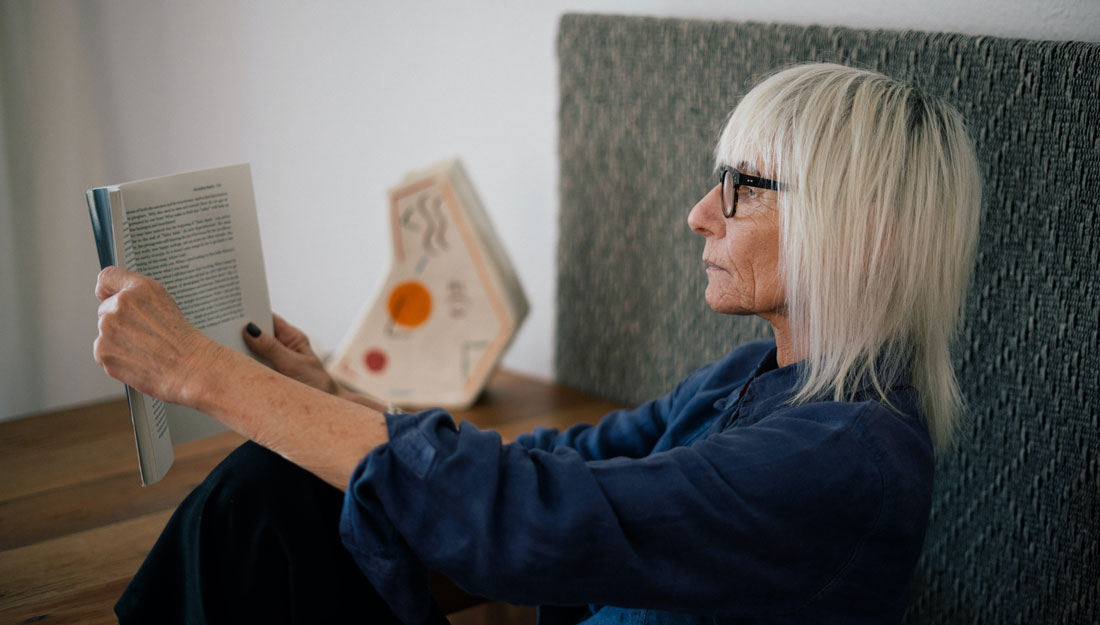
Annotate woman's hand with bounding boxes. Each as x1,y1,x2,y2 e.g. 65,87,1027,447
94,269,390,490
94,267,222,405
242,314,342,396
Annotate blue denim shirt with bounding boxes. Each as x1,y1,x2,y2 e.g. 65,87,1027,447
340,339,934,625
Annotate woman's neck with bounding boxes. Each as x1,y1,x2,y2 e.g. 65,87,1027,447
763,312,800,368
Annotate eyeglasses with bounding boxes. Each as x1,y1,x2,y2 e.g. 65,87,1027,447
717,166,784,218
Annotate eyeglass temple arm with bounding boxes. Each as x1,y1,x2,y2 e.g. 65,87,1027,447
738,172,783,191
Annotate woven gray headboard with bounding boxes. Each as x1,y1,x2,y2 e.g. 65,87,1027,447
555,14,1099,624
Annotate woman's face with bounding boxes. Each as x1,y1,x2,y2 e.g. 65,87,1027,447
687,166,785,320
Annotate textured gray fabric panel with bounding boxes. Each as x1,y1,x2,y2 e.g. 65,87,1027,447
556,14,1098,624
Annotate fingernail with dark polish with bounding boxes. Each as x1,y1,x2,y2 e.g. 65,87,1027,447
246,322,262,338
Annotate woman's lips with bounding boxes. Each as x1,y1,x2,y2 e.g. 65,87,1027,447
705,260,726,272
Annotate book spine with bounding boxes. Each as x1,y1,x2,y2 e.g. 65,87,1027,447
86,188,117,269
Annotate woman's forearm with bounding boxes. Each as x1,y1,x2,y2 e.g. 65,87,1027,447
335,386,391,412
185,344,389,490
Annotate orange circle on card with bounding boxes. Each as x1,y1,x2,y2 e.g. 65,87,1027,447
387,281,432,328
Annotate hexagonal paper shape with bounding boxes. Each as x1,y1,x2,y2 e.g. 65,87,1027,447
327,158,529,409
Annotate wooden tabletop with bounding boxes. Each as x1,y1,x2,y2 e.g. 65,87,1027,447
0,370,621,625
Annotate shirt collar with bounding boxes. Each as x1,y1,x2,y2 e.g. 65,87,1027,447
717,344,914,419
713,346,782,412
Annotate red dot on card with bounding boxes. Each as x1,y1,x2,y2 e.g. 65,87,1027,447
364,349,387,373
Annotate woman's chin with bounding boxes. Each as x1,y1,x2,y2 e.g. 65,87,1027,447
704,289,750,316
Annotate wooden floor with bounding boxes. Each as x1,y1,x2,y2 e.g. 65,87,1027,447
0,370,620,625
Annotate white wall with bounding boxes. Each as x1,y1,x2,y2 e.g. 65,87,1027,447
1,0,1097,420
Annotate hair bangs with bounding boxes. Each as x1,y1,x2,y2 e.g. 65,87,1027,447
714,82,792,182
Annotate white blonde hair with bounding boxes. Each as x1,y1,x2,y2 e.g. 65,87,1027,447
716,63,981,449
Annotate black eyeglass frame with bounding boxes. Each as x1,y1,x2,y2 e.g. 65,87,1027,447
717,166,784,218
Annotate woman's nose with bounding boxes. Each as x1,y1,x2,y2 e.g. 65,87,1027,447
688,184,725,237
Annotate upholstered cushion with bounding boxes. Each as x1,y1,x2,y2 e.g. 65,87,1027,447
556,14,1098,624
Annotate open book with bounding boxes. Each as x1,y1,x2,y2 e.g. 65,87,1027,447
86,164,272,485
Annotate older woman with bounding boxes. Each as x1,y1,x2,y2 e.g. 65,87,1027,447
97,63,980,625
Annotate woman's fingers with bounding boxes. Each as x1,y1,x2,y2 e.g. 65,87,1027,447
272,313,312,354
92,268,215,404
243,322,293,369
243,315,339,395
95,266,139,301
272,312,292,336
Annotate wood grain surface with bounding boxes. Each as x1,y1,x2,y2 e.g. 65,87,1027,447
0,370,618,625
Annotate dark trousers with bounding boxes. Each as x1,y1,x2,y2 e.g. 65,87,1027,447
115,441,448,625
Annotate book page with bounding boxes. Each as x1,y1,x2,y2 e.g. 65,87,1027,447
119,164,272,443
125,386,173,485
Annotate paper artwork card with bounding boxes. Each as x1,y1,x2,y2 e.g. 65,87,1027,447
328,159,528,409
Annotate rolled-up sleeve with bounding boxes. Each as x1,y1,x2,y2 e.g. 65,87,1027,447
339,403,884,624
